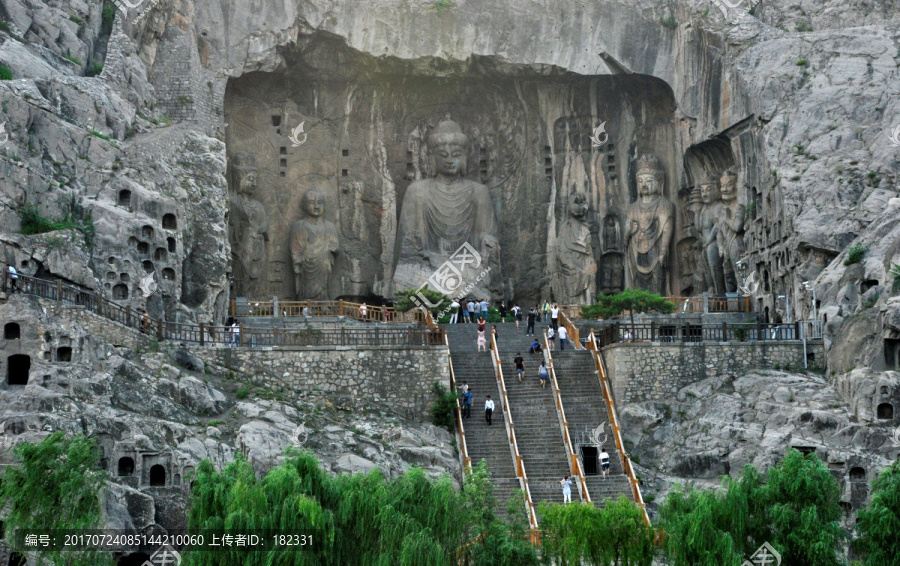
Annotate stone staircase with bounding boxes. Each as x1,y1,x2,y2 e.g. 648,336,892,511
551,350,635,505
443,323,523,514
492,323,580,507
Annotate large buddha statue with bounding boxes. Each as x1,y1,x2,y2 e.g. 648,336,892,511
229,151,268,296
698,170,726,294
556,192,596,304
717,168,745,292
290,189,340,300
625,154,674,294
393,118,500,298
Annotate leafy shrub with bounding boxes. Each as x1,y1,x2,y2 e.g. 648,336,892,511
70,14,84,25
19,203,95,247
796,57,808,66
0,65,12,80
430,381,458,432
393,287,449,316
433,0,453,14
844,243,868,265
65,54,83,66
86,61,103,77
90,129,111,141
854,460,900,564
659,16,677,29
235,386,249,399
101,3,116,35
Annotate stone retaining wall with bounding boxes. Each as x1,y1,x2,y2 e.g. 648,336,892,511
189,346,450,421
602,341,826,404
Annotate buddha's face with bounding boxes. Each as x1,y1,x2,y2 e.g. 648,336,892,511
434,143,467,177
720,175,737,202
570,195,588,219
700,181,721,205
637,172,661,198
303,191,325,218
238,168,258,195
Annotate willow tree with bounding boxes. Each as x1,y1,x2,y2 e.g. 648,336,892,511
0,432,114,566
854,460,900,565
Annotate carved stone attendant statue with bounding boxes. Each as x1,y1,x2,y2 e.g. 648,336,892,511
393,118,500,297
717,168,745,292
698,170,726,294
229,151,268,294
625,154,674,294
290,189,340,300
556,193,597,304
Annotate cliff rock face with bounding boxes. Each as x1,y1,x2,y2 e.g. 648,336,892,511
0,0,899,543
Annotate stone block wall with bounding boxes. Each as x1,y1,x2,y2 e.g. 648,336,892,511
602,341,826,404
189,346,450,421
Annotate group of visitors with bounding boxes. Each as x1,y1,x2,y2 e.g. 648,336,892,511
450,299,490,323
524,302,561,335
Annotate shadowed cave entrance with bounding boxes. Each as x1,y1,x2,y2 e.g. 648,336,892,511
224,35,680,303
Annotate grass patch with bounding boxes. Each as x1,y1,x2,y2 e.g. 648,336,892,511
236,387,250,399
0,65,12,80
796,58,808,66
101,3,116,35
18,202,96,248
433,0,453,14
86,61,103,77
89,130,111,141
844,243,868,266
69,15,84,25
64,54,82,66
795,20,813,32
659,16,678,29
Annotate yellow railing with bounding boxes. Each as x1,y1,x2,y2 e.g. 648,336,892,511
542,330,591,504
561,295,752,320
447,334,471,474
490,333,540,542
587,330,650,525
557,309,581,349
231,298,424,323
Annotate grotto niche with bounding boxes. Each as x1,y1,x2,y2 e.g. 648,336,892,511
224,37,688,303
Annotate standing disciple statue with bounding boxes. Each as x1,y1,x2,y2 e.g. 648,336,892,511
393,118,500,298
717,168,745,292
556,192,596,304
697,170,727,294
290,189,339,300
625,154,674,294
229,151,268,295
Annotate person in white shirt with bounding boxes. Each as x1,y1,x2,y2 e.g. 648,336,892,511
559,325,569,350
230,322,240,347
6,263,18,292
560,476,573,504
547,325,556,351
449,300,460,324
550,303,560,331
484,395,495,425
467,300,476,323
359,302,368,321
600,449,611,478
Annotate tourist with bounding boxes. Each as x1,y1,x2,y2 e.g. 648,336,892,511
559,325,568,351
477,327,487,352
359,302,367,321
449,300,460,324
463,389,473,418
492,324,499,340
478,317,486,333
550,302,560,331
484,395,494,425
542,300,551,323
623,329,632,342
140,309,151,334
460,380,469,395
529,339,542,355
560,476,572,504
499,301,507,321
539,361,549,388
514,352,525,382
461,299,470,323
6,263,18,292
526,308,537,336
230,321,240,347
480,298,489,319
600,449,611,479
513,304,522,329
547,325,556,351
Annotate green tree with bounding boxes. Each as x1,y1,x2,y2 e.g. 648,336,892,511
0,432,114,566
393,287,450,316
581,289,675,335
853,460,900,565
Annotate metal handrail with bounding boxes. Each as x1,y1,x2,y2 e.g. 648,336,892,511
560,295,752,319
231,298,425,323
446,334,471,474
556,309,581,350
542,330,590,504
490,333,539,542
587,330,650,525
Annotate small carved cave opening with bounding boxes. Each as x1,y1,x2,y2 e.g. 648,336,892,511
6,354,30,385
162,268,176,280
884,338,900,369
155,248,168,261
142,225,154,240
881,385,890,395
167,237,176,253
56,347,72,362
162,214,177,230
118,190,132,207
4,322,20,340
121,273,130,282
877,403,894,420
118,457,135,476
149,464,166,486
849,466,866,481
861,279,879,293
112,284,129,300
137,242,149,255
142,260,154,273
